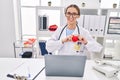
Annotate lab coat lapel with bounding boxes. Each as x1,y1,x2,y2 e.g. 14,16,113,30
60,27,67,39
72,27,78,35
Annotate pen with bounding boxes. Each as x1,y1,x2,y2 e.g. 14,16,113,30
27,66,31,78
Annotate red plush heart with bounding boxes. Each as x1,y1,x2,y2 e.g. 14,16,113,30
72,35,79,42
49,25,58,31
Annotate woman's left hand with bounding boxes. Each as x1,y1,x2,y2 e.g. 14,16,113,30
78,35,88,45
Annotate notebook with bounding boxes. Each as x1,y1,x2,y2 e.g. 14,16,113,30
44,55,87,77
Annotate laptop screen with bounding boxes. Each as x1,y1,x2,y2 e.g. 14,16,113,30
44,55,87,77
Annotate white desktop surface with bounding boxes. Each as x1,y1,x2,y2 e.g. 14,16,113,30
84,60,120,80
35,60,120,80
0,58,44,80
0,58,120,80
35,69,83,80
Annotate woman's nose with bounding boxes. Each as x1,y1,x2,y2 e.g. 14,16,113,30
69,15,74,18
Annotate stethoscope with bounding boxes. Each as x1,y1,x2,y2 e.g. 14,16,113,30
58,24,80,40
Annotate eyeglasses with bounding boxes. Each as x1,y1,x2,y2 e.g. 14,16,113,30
65,12,79,18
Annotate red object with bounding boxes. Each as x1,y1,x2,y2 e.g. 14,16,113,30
72,35,79,42
28,38,36,43
49,24,58,31
24,38,36,45
24,41,30,45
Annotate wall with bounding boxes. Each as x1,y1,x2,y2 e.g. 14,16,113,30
63,0,100,8
0,0,16,57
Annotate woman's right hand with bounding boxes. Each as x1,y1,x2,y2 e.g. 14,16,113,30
61,35,72,44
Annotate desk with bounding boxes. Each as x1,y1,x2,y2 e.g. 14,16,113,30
36,60,120,80
0,58,120,80
35,69,83,80
84,60,120,80
0,58,44,80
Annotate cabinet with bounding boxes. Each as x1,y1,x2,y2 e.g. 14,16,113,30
36,6,64,36
107,17,120,34
80,9,120,59
103,9,120,59
13,40,36,58
36,6,64,56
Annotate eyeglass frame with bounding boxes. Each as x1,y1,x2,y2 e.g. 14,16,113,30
65,12,79,18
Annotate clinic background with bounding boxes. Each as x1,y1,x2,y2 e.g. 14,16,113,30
0,0,120,60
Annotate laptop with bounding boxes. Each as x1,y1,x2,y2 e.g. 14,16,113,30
44,55,87,77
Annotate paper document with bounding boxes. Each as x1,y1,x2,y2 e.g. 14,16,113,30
7,59,45,80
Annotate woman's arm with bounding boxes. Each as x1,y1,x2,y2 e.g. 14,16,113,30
46,27,64,53
81,28,103,53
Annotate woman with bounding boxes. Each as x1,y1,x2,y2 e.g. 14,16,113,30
46,4,103,56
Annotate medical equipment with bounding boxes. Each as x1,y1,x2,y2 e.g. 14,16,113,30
93,59,120,78
58,24,80,40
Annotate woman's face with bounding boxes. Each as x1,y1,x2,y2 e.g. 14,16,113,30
65,7,80,25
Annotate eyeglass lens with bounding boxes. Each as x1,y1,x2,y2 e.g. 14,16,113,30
66,12,78,17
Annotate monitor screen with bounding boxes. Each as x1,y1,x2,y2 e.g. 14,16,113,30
107,17,120,34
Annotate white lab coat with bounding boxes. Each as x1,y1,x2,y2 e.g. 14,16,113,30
46,26,103,55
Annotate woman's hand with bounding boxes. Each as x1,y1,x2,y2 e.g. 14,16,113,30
61,35,88,45
78,35,88,45
61,35,72,44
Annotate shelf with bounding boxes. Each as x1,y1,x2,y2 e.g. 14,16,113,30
37,30,54,37
13,40,36,58
36,6,64,10
15,41,34,48
104,35,120,40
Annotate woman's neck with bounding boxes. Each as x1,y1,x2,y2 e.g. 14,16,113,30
67,24,76,30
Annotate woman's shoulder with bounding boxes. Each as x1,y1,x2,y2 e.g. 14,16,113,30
58,25,66,29
79,26,89,32
53,25,66,35
56,25,66,32
79,26,90,34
